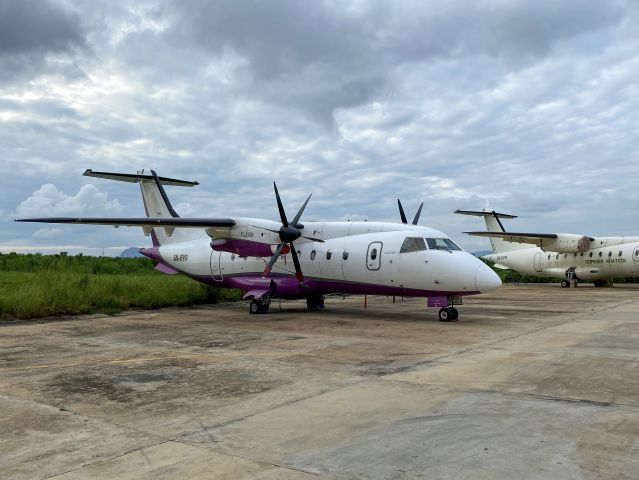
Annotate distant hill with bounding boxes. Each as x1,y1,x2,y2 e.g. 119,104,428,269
119,247,143,258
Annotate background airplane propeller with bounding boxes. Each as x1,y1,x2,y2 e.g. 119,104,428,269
397,199,423,225
256,183,324,282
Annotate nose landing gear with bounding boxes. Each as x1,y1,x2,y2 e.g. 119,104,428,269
438,307,459,322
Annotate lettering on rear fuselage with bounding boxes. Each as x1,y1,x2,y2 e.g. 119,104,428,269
241,231,254,238
495,255,508,261
585,258,627,264
173,254,189,261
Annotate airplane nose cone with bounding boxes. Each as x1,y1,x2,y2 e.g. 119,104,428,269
475,264,501,292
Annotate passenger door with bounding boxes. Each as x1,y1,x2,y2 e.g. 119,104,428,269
533,252,543,272
366,242,383,271
210,250,223,281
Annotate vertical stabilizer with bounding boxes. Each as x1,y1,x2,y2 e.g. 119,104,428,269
454,209,524,254
82,168,199,246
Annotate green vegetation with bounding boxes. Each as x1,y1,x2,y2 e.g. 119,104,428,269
0,252,242,321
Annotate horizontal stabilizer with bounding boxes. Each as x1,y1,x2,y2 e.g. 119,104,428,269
83,169,198,187
15,217,235,228
454,209,517,219
465,231,558,240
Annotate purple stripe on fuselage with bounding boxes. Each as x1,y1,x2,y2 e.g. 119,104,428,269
139,246,164,263
138,248,481,300
191,272,481,300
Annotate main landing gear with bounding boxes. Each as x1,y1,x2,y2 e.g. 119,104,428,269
249,299,270,314
562,268,577,288
438,307,458,322
306,296,325,311
249,294,326,314
249,292,272,314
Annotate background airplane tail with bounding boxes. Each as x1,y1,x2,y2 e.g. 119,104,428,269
83,169,199,245
455,209,524,254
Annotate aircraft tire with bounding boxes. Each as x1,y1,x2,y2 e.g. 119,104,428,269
561,280,570,288
593,280,605,288
438,307,453,322
450,307,459,320
249,300,262,314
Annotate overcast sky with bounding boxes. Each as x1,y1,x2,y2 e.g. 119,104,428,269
2,0,638,255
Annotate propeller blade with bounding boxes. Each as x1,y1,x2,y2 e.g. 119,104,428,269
398,199,408,224
291,194,312,226
289,243,304,282
300,235,325,242
412,202,423,225
263,242,285,277
273,182,288,227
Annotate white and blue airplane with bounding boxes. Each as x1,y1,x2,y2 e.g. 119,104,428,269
457,209,639,287
16,170,501,321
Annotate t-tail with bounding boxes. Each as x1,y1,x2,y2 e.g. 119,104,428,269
83,169,199,246
454,209,524,254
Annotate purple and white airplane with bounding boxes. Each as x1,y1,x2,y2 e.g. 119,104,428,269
17,169,500,321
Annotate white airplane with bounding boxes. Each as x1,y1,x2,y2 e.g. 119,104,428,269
15,170,501,321
457,209,639,288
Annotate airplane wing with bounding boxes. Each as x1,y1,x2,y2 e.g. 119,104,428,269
464,231,558,245
15,217,236,228
15,217,236,239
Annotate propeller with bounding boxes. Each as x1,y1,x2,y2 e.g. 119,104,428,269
259,182,324,282
397,199,423,225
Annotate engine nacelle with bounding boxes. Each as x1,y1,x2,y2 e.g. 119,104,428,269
539,234,591,253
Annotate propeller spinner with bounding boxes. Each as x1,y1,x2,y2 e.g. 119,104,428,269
397,199,423,225
260,183,324,282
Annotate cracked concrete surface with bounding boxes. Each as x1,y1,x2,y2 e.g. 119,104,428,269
1,285,638,479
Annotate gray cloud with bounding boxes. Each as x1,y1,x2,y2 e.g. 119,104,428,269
1,0,639,254
0,0,84,54
0,0,86,83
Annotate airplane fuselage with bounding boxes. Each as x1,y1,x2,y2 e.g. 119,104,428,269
144,220,500,300
484,237,639,281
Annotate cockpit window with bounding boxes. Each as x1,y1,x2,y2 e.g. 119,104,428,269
400,237,427,253
426,238,462,251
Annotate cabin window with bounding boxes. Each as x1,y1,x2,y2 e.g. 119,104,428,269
370,248,378,260
555,254,559,260
599,252,603,257
425,237,461,251
580,253,583,257
619,251,622,257
548,254,551,259
608,251,612,258
400,237,426,253
231,254,235,261
589,252,593,258
326,250,332,260
310,250,316,260
573,253,577,258
343,250,349,260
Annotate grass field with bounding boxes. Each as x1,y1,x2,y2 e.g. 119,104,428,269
0,253,242,320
